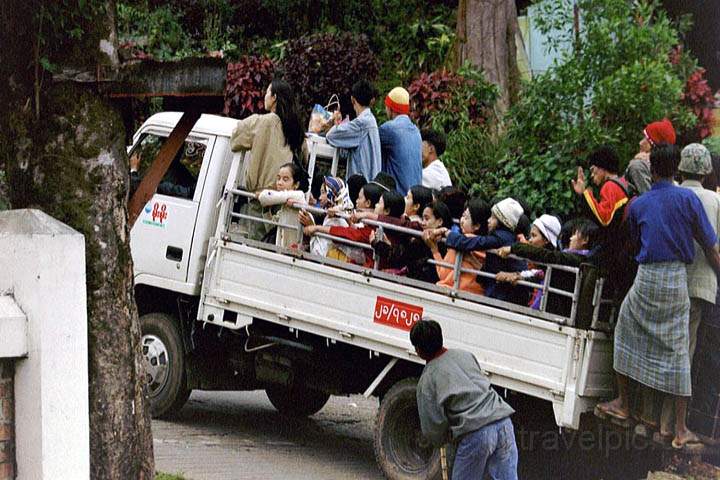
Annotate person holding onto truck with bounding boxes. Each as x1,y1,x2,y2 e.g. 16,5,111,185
595,144,720,451
495,219,598,319
371,200,453,282
657,143,720,441
425,197,489,295
301,186,404,267
624,118,676,196
256,162,309,247
410,319,518,480
378,87,423,194
572,146,635,304
421,129,453,191
230,79,305,240
325,79,382,182
429,198,529,305
304,176,355,257
495,214,561,310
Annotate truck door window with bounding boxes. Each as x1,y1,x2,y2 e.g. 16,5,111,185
130,133,206,200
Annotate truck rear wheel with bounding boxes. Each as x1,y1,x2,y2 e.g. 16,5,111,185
374,378,443,480
265,385,330,417
141,313,190,418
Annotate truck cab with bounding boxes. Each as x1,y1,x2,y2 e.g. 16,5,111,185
130,113,236,294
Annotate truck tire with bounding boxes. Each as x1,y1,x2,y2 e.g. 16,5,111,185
374,378,443,480
141,313,190,418
265,385,330,417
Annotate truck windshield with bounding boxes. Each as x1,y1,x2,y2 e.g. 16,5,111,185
130,133,206,200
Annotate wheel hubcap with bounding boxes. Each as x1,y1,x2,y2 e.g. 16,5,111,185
142,334,169,397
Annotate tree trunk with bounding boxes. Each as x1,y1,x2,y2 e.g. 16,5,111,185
457,0,521,113
0,2,155,479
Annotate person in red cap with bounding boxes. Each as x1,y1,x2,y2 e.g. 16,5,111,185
624,118,676,195
378,87,423,195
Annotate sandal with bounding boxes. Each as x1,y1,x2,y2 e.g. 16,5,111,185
595,403,630,421
671,434,704,451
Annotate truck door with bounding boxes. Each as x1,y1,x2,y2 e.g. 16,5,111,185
129,129,216,285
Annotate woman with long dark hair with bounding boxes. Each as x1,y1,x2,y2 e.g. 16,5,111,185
230,78,306,240
231,78,304,192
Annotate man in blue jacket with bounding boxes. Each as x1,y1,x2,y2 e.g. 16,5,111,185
379,87,422,194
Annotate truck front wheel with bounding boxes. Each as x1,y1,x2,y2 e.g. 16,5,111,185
374,378,443,480
265,385,330,417
141,313,190,418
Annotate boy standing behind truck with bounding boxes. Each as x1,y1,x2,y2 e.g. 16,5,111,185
411,319,518,480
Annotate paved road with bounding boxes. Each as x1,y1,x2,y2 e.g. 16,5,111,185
153,391,382,480
153,390,664,480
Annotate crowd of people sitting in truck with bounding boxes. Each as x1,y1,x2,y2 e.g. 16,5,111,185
228,76,720,451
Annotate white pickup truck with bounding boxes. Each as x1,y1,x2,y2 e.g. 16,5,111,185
129,112,615,479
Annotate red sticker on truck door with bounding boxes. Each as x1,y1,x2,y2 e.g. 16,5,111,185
373,296,424,331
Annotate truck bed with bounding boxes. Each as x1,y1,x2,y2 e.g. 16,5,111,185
198,235,614,429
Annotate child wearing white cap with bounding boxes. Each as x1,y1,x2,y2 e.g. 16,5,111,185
496,214,561,309
427,197,529,305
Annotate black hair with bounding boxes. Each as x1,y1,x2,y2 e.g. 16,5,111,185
559,218,580,250
467,197,491,235
351,79,377,107
311,172,324,200
421,129,447,156
373,172,397,192
270,79,304,155
650,143,680,179
410,185,433,214
381,190,405,218
438,186,467,220
515,214,531,237
426,201,453,229
587,145,620,174
279,162,309,192
347,174,368,207
409,319,443,358
574,219,598,249
361,182,384,208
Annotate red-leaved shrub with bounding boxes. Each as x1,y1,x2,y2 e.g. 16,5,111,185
280,32,379,116
683,67,716,140
408,67,497,132
224,55,275,119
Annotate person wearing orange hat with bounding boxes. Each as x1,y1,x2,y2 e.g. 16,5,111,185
624,118,676,195
378,87,423,195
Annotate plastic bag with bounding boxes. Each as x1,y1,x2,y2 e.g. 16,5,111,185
307,94,340,134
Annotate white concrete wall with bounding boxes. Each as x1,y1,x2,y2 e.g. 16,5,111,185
0,209,89,480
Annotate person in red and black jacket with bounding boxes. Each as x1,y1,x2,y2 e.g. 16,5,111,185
572,146,637,303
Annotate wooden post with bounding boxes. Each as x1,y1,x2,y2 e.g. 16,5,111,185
127,110,201,227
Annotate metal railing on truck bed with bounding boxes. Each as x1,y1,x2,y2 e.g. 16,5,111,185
219,184,616,332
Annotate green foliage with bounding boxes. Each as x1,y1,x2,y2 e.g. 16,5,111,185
443,127,498,194
155,473,186,480
405,63,498,192
492,0,697,216
117,1,239,59
117,3,197,59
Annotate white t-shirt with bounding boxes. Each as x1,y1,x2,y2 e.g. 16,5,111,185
422,160,452,190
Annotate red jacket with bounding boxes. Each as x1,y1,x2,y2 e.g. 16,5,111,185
583,179,629,226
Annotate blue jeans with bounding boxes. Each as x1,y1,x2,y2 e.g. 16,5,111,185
452,417,518,480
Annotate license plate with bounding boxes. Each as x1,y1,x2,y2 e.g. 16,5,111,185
373,296,423,331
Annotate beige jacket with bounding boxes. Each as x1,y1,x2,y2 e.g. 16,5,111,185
230,113,293,192
681,180,720,304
